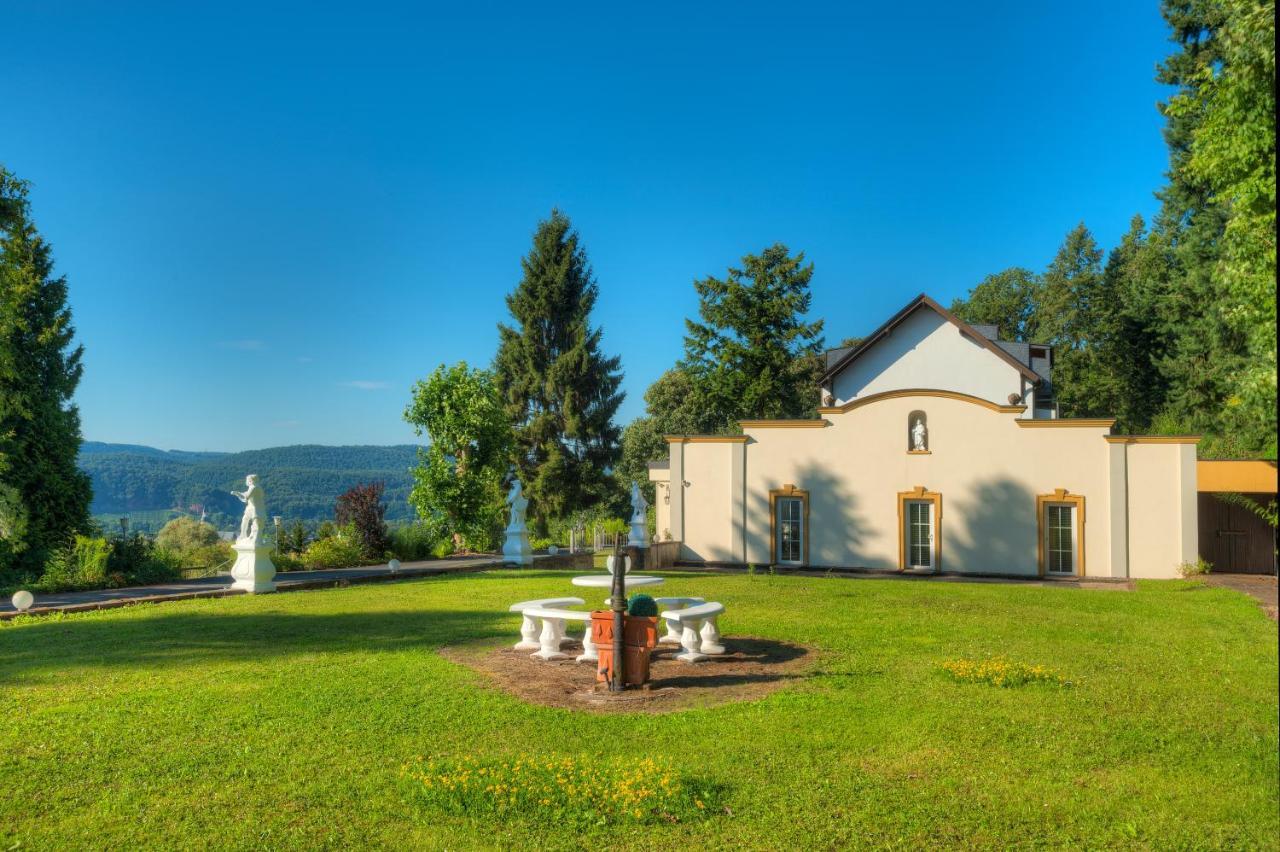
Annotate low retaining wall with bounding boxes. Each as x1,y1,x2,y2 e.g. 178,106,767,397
648,541,681,569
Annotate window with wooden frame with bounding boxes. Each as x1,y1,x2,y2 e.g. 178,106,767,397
897,486,942,572
768,485,809,566
1036,489,1085,576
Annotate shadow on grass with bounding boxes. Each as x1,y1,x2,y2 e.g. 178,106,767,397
0,607,507,683
648,638,812,690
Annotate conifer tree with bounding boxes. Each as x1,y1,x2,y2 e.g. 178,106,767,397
681,243,825,430
494,210,624,534
0,166,92,576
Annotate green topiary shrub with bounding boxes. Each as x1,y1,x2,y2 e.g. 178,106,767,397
626,593,658,617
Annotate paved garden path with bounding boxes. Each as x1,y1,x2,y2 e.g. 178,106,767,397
1204,573,1279,620
0,554,501,619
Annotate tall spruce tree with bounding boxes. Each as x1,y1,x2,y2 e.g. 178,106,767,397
495,210,624,534
0,166,92,576
681,243,825,430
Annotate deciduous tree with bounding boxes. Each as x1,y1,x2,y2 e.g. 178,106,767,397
335,481,390,560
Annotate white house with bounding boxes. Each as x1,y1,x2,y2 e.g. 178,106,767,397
649,294,1200,580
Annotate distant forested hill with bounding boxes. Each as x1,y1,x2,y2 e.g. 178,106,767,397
80,442,421,528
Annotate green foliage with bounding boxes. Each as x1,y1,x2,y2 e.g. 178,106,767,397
404,362,512,552
34,533,179,593
0,166,92,578
626,593,658,617
283,519,310,554
949,268,1042,342
494,210,625,534
941,658,1070,688
389,523,440,562
300,526,366,570
1177,558,1214,578
600,517,628,537
155,516,220,554
1168,0,1276,455
682,243,825,429
272,552,304,573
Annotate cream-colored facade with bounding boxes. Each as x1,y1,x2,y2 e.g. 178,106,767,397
650,297,1200,580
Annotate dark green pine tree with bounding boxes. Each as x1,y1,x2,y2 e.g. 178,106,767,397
0,166,92,576
681,243,825,430
1148,0,1253,454
495,210,624,534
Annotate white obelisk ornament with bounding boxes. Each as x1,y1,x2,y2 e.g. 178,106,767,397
229,474,277,593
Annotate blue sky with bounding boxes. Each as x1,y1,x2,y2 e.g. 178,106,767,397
3,2,1174,451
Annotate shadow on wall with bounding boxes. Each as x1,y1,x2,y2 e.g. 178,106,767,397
945,477,1038,575
744,461,869,567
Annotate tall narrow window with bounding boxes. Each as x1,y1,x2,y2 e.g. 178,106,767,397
907,501,932,567
769,485,809,566
1037,489,1085,576
1045,504,1076,574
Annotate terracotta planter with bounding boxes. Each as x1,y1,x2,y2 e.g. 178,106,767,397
591,611,657,686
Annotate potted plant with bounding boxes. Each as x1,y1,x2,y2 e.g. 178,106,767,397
591,594,659,686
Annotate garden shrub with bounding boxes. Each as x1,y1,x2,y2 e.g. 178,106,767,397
36,534,179,592
400,754,719,828
431,538,454,559
1177,558,1213,578
301,527,366,569
530,536,554,552
390,523,440,561
336,481,390,560
626,593,658,617
272,551,304,572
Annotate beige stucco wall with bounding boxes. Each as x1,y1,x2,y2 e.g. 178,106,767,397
671,441,740,563
830,310,1026,410
1124,442,1198,578
668,392,1188,577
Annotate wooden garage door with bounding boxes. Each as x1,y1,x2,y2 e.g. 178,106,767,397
1198,493,1278,574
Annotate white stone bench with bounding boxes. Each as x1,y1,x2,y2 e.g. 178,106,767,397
659,601,726,662
523,606,596,663
509,597,585,651
653,597,705,645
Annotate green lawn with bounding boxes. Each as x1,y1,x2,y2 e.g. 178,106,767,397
1,571,1276,849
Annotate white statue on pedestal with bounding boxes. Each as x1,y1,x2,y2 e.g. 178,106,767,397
629,480,649,549
911,417,928,452
503,478,533,566
228,474,276,593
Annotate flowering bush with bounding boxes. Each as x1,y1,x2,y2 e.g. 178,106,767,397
941,657,1069,688
401,754,718,827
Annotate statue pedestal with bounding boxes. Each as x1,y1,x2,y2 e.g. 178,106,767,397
230,541,277,593
503,523,532,567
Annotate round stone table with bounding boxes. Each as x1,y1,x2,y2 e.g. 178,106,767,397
571,574,663,605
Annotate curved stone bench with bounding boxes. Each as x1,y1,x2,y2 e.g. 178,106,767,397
509,597,585,651
653,597,706,645
659,601,726,662
523,606,596,663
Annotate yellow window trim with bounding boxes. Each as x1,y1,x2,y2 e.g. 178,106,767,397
897,486,942,572
1017,418,1117,428
817,388,1025,416
1036,489,1086,577
739,419,829,429
663,435,749,444
768,484,809,567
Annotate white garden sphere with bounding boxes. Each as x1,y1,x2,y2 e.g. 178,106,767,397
11,590,34,612
387,559,401,574
606,555,631,576
547,545,559,556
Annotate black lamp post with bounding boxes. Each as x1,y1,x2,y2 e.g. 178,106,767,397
119,516,129,539
609,538,626,692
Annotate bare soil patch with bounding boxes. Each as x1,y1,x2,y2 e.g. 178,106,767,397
440,637,816,714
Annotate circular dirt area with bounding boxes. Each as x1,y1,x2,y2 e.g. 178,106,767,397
440,637,815,714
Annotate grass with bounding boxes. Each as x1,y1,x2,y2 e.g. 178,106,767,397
1,570,1276,849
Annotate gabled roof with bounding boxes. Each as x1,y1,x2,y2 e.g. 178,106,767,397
821,293,1043,384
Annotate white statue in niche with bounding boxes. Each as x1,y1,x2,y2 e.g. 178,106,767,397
911,417,928,451
231,474,266,543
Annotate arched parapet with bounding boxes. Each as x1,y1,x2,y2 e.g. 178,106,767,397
817,388,1027,417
